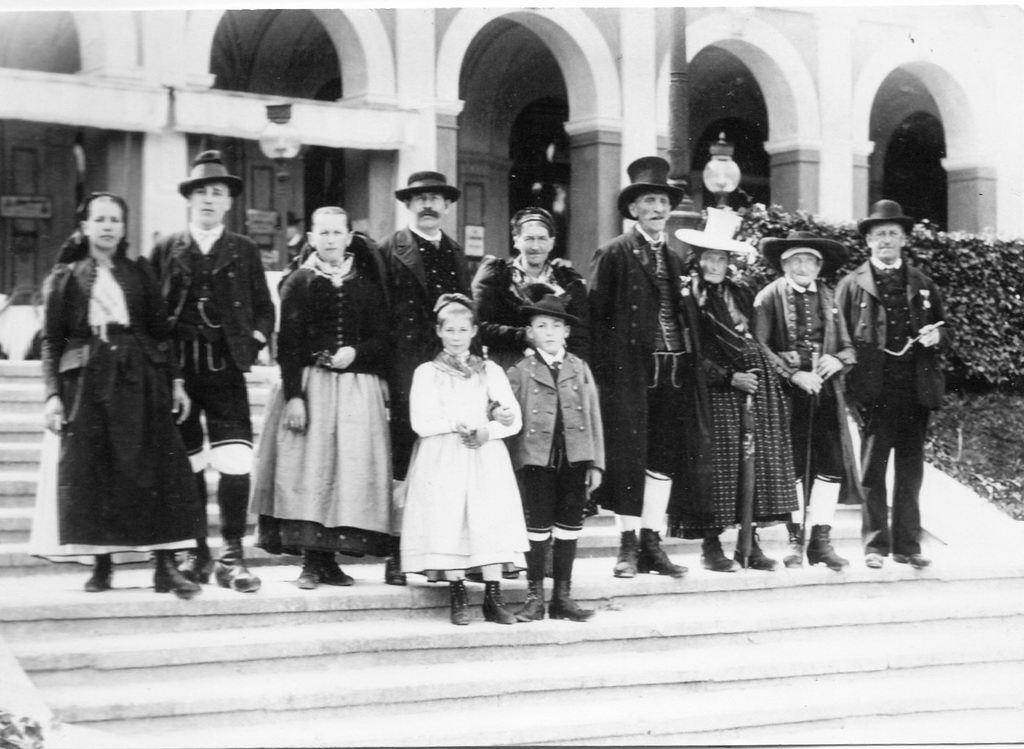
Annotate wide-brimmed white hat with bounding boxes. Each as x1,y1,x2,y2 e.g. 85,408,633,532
675,208,756,257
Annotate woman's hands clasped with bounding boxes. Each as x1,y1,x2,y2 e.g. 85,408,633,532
43,395,64,435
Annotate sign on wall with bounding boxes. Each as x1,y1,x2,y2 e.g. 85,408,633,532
0,196,52,220
464,225,485,258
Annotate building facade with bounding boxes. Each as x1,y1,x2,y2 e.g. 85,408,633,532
0,5,1022,296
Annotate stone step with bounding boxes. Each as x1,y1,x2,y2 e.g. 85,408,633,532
28,614,1024,730
0,551,1012,639
131,661,1014,749
14,578,1022,683
0,360,45,380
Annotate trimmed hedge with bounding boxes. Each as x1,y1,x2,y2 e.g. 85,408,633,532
724,204,1024,392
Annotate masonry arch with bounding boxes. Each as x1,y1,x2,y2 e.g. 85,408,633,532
855,44,988,231
184,8,395,101
437,8,621,128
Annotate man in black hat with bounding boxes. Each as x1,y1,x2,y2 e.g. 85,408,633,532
835,200,951,570
753,231,857,571
588,156,712,579
148,150,274,593
379,170,471,585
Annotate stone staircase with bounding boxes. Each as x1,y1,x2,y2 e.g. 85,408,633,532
1,360,1023,747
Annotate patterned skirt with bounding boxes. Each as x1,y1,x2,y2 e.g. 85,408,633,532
674,340,798,536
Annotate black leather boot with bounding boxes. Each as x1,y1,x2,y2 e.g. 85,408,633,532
84,554,113,592
807,525,849,571
637,528,687,577
178,538,214,584
296,549,320,590
549,580,594,622
702,532,739,573
482,581,517,625
515,579,546,622
612,530,639,578
384,535,407,586
449,580,470,626
738,532,779,571
318,550,354,586
153,551,201,600
214,537,262,593
783,522,804,568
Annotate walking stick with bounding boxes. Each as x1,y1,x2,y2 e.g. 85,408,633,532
736,387,757,568
799,349,820,544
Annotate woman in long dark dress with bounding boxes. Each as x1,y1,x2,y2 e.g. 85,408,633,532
30,192,201,599
471,207,589,368
673,210,799,572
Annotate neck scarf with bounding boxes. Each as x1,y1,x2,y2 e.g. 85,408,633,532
302,249,353,287
433,349,485,379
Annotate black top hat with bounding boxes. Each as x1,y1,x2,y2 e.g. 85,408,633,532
759,230,849,276
617,156,685,219
178,150,244,198
394,171,461,203
519,283,580,326
857,199,915,236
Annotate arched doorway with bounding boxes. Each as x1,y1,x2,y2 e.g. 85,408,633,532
457,17,570,263
508,98,570,259
688,46,771,212
209,9,345,266
869,68,948,228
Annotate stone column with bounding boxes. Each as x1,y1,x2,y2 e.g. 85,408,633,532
944,162,997,233
764,141,820,214
565,122,623,271
140,129,189,251
851,141,875,223
815,11,854,222
619,7,658,161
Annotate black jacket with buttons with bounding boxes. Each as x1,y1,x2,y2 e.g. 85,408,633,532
276,235,389,401
587,228,713,518
147,230,275,373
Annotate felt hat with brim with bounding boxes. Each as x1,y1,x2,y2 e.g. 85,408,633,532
675,207,756,258
178,150,243,198
759,231,848,275
519,283,579,326
617,156,685,219
857,199,915,236
395,171,461,203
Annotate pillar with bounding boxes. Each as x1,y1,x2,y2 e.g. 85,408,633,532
765,141,820,214
944,163,997,233
815,12,854,222
619,7,658,162
140,129,189,252
852,141,875,223
565,122,622,271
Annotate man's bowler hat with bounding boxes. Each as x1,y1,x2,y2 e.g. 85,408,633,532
394,171,461,203
857,199,915,236
519,283,580,326
759,230,849,276
178,150,243,198
617,156,685,219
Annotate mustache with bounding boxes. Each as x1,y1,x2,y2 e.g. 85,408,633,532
417,209,440,218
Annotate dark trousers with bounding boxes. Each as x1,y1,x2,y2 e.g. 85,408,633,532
517,463,588,535
646,352,692,481
790,388,844,486
176,339,253,541
860,397,931,556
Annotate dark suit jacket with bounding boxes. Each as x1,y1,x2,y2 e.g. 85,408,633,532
147,230,275,373
588,228,712,517
834,261,951,410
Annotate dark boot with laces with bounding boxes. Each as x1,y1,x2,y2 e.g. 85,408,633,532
449,580,469,626
736,531,779,571
482,581,517,625
637,529,687,577
549,580,594,622
613,530,639,578
807,525,849,571
84,554,113,592
783,522,804,568
702,532,739,573
515,579,546,622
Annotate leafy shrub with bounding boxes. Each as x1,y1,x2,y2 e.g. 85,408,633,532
727,204,1024,392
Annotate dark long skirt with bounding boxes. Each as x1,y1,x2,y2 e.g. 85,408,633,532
674,341,798,536
54,333,199,547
